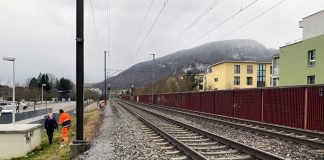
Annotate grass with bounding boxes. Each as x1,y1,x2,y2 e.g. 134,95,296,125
13,107,104,160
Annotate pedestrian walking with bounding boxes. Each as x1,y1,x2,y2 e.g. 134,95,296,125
44,113,58,145
59,109,72,143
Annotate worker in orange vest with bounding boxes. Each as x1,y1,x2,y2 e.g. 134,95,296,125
59,109,72,143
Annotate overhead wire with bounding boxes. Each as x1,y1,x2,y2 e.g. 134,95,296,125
126,0,154,66
131,0,154,55
89,0,103,51
130,0,169,64
184,0,259,49
173,0,223,44
219,0,286,40
160,0,223,53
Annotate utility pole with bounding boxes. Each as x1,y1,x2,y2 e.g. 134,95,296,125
104,51,107,104
76,0,84,141
150,54,155,104
70,1,89,157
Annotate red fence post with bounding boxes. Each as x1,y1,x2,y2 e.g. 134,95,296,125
304,87,308,129
261,89,264,122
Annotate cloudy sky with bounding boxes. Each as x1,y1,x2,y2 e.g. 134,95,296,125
0,0,323,85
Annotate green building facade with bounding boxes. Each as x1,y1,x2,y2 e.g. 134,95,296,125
279,34,324,86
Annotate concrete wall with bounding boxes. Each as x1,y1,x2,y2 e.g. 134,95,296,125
279,34,324,86
0,124,41,159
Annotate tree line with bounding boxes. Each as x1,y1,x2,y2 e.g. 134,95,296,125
1,73,100,110
130,72,200,95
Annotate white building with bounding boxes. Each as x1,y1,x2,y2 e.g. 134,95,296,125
299,10,324,40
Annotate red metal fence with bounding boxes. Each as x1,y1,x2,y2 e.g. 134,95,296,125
122,85,324,132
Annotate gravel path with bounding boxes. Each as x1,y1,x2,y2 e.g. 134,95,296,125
78,101,169,160
141,104,324,160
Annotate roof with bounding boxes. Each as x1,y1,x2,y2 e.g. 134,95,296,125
210,61,272,67
302,10,324,20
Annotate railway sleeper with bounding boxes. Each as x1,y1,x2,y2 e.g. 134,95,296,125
200,149,238,155
208,155,252,160
192,145,229,150
186,142,219,146
180,138,210,143
170,156,189,160
165,150,181,155
174,136,204,139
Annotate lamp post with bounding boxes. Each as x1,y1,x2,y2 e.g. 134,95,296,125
42,84,46,109
3,57,16,124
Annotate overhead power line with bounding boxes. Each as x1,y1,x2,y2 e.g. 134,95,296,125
89,0,102,51
106,0,111,52
220,0,286,40
160,0,223,53
184,0,259,48
175,0,223,42
131,0,154,55
131,0,169,63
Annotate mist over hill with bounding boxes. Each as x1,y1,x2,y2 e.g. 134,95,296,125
94,39,277,89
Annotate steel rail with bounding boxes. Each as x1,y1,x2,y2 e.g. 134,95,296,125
127,101,324,149
114,100,207,160
117,100,284,160
145,102,324,140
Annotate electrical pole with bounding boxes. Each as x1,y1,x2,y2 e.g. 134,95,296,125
150,54,155,104
104,51,107,104
76,0,84,141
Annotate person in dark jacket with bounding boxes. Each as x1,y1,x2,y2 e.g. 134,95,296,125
44,113,58,144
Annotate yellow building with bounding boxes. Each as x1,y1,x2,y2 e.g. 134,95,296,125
203,61,272,90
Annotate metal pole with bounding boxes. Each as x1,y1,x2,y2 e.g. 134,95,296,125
104,51,107,104
150,54,155,104
41,85,43,109
76,0,84,141
12,60,15,124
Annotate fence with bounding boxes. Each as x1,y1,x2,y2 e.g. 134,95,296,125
0,108,52,124
122,85,324,132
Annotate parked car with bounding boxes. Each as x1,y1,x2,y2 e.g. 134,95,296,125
1,104,14,115
1,102,20,115
0,102,8,115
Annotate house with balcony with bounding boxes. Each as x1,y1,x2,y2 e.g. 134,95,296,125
278,10,324,86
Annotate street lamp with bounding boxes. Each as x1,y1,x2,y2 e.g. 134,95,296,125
3,56,16,124
42,84,46,109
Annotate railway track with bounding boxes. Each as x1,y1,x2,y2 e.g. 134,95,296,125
114,99,284,160
122,100,324,149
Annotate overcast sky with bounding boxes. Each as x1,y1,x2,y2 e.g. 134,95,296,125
0,0,323,85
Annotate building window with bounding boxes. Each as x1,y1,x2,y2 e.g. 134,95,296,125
273,57,279,77
307,75,315,84
247,65,253,74
308,49,316,66
234,65,240,74
257,64,266,87
270,66,272,74
247,77,253,85
214,78,218,82
273,78,279,87
234,76,240,85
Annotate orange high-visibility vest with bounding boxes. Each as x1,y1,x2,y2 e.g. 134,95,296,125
59,112,72,128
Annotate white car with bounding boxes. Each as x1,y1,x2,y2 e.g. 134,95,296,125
1,103,20,115
1,104,14,115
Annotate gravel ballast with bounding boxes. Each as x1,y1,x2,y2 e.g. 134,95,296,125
79,101,168,160
139,104,324,160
